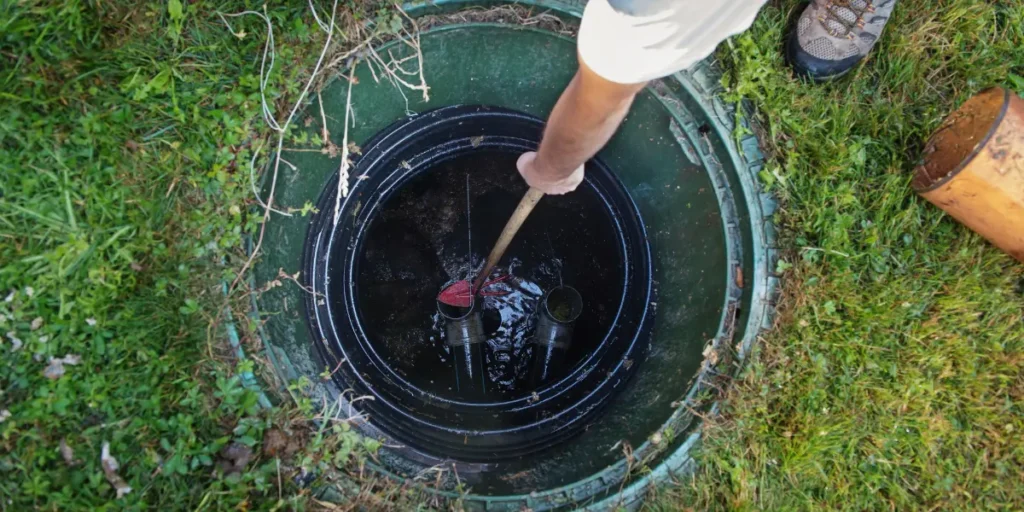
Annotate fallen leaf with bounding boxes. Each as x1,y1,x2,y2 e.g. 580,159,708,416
130,262,144,272
43,360,65,379
43,354,81,380
101,442,133,498
6,332,23,351
218,442,253,477
262,429,288,457
702,344,719,366
277,268,301,281
321,140,339,158
60,439,77,466
31,317,43,330
500,469,533,482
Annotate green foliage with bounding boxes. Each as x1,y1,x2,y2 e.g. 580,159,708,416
4,0,1022,510
0,1,335,508
656,0,1024,510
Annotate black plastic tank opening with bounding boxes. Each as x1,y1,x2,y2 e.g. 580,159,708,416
307,106,654,460
352,149,625,402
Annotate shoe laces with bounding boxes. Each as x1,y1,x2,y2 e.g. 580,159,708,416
818,0,876,39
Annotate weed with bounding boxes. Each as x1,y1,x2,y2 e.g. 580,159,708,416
3,0,1022,510
0,1,360,508
655,0,1024,509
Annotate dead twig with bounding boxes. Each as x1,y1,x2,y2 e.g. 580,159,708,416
333,64,356,226
275,267,324,298
224,0,340,293
394,3,430,102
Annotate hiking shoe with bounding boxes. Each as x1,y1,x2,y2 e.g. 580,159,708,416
787,0,897,81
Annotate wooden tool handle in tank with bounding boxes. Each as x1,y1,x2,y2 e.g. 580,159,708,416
473,187,545,293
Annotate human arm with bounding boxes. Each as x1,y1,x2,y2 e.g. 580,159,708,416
516,58,647,195
518,0,769,194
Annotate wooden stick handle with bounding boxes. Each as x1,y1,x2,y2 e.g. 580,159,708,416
473,187,545,292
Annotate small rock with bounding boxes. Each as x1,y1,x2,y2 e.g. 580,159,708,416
293,467,317,488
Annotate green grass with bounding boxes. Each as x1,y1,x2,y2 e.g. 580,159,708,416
654,1,1024,510
0,1,397,509
2,0,1022,510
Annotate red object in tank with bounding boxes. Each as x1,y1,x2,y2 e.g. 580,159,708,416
437,274,512,308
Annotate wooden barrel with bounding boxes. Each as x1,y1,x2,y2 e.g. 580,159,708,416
914,87,1024,262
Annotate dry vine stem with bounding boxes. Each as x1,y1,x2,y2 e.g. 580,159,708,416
333,65,356,226
227,1,433,288
221,0,339,292
331,3,430,225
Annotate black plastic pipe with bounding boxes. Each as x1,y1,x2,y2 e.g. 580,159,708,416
529,286,583,386
437,299,487,395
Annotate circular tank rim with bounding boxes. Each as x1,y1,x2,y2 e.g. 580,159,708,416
319,108,652,412
232,1,780,509
302,105,657,457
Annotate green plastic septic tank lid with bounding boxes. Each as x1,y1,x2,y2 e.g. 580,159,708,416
244,0,778,509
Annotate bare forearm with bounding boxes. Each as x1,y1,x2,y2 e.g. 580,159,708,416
516,57,646,194
533,72,637,179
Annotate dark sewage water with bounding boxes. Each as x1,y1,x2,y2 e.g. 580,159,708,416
348,150,626,402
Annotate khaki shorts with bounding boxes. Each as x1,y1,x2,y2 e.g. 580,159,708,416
578,0,768,84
